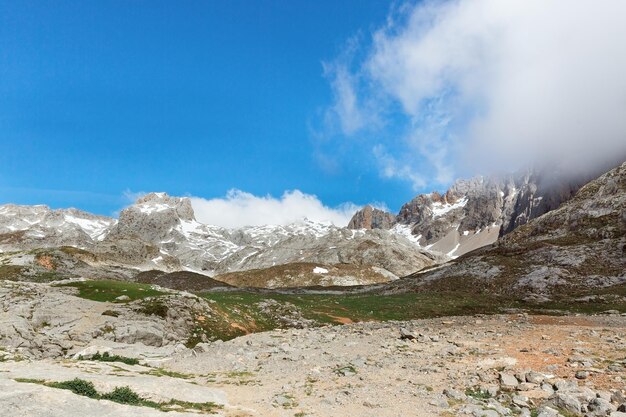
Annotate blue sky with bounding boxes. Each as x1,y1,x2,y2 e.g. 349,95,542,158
2,1,625,225
0,0,422,219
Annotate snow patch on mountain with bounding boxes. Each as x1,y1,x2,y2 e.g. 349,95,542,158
431,197,468,218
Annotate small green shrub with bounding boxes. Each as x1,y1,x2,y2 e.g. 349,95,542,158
90,351,140,365
101,386,143,405
48,378,99,398
138,300,168,318
464,387,492,400
101,310,120,317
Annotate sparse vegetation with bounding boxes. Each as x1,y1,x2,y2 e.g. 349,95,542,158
142,368,194,379
14,378,222,413
84,351,140,366
137,299,168,318
55,280,166,302
48,378,99,398
333,364,357,376
464,387,492,400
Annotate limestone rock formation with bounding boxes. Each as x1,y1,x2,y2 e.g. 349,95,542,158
347,205,396,230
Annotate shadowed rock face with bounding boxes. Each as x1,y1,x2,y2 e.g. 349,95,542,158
347,205,397,230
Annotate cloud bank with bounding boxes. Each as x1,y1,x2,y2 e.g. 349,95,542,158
190,190,360,228
327,0,626,187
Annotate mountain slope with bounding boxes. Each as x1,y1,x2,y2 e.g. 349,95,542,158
0,205,114,249
381,161,626,301
349,164,618,258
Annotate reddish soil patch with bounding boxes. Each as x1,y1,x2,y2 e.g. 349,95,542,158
325,314,354,324
497,315,625,391
36,255,55,270
528,315,597,327
230,323,250,334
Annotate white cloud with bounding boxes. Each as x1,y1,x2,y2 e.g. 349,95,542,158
329,0,626,184
322,36,384,137
189,189,360,228
324,61,365,135
373,144,426,190
122,189,147,204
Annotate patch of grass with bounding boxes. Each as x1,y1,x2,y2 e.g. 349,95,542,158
464,387,492,400
160,399,221,413
101,310,120,317
101,386,143,405
274,392,298,409
14,378,46,384
195,290,514,344
143,368,194,379
220,371,258,385
555,408,582,417
0,265,26,280
85,351,140,366
55,280,166,303
304,376,316,396
48,378,99,398
137,299,168,318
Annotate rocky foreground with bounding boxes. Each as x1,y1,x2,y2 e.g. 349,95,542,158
1,312,624,417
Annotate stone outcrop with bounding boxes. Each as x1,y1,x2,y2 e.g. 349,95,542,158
347,205,396,230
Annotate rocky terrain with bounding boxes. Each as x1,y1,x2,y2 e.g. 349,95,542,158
1,300,624,416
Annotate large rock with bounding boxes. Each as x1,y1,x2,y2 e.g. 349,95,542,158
348,205,396,230
0,281,212,359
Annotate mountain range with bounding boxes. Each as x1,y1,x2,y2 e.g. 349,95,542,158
0,161,623,291
0,192,441,287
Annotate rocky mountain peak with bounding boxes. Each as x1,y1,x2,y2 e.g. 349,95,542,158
347,205,396,230
105,193,196,243
133,192,196,222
